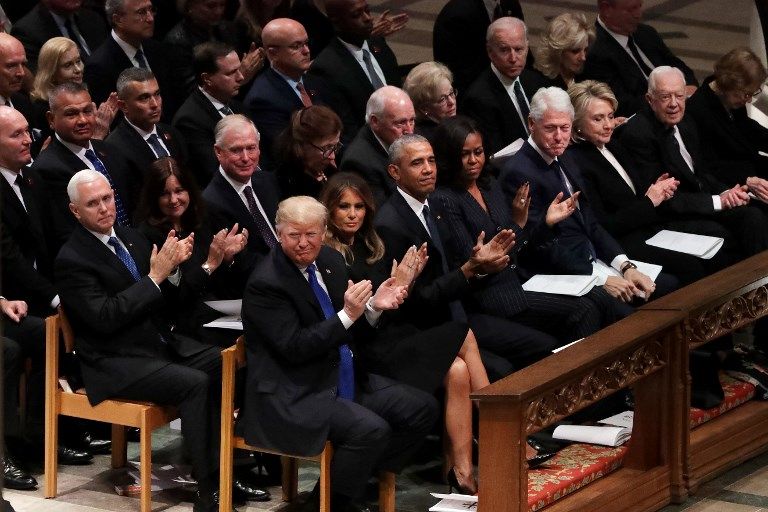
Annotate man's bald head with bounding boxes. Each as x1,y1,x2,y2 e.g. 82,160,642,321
0,106,32,171
0,34,27,98
263,18,311,79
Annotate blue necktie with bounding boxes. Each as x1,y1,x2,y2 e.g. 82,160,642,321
306,263,354,400
108,236,141,281
84,149,130,226
147,133,169,158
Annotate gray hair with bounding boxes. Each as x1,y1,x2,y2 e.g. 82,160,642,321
67,169,109,203
529,86,574,122
486,16,528,44
388,133,430,165
116,67,156,99
104,0,126,25
365,86,410,123
214,114,260,146
648,66,685,95
275,196,328,230
49,81,90,110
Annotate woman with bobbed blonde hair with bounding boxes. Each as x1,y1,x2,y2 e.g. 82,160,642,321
534,12,594,89
31,37,117,140
403,61,457,141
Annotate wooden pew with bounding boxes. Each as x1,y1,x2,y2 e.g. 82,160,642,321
472,310,688,512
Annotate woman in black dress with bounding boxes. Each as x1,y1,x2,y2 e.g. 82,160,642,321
320,172,488,494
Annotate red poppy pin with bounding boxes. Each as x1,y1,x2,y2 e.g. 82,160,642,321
163,132,172,141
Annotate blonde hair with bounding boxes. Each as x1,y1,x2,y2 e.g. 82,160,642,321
32,37,78,102
568,80,618,142
275,196,328,230
534,13,594,79
403,61,454,116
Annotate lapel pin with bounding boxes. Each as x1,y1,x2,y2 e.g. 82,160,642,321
325,268,331,274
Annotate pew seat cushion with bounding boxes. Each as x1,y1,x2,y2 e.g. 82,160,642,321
527,443,629,511
690,374,756,429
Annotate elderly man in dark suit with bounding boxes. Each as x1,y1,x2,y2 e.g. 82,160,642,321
173,42,245,186
106,68,188,198
460,17,550,155
202,115,281,293
55,169,233,512
11,0,108,70
581,0,697,117
340,86,414,206
499,86,675,312
0,35,35,130
433,0,523,92
31,82,136,252
308,0,401,139
84,0,182,120
241,194,437,512
617,66,768,258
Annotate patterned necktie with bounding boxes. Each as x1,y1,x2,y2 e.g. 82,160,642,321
108,236,141,281
306,263,354,400
361,49,385,90
627,36,652,78
243,186,278,249
219,105,234,116
147,133,169,158
134,48,148,69
512,79,530,133
296,82,313,107
84,149,130,226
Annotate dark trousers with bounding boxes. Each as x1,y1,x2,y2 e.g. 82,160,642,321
1,315,45,438
117,345,222,494
327,375,438,500
716,205,768,257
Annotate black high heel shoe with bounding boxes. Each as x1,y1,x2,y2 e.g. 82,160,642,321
445,467,477,495
526,438,558,469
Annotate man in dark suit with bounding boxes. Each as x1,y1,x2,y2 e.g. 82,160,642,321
498,86,670,312
173,42,245,186
581,0,697,117
203,115,280,294
460,17,550,155
106,68,188,200
617,66,768,258
55,169,232,512
84,0,182,121
0,34,37,135
11,0,108,70
241,195,437,512
340,86,414,206
244,18,349,170
433,0,523,92
31,82,136,251
308,0,402,139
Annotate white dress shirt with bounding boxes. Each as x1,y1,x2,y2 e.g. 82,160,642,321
111,30,152,71
338,38,387,88
490,64,530,133
125,118,170,157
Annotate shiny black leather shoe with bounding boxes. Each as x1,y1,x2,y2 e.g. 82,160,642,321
3,454,37,490
58,445,93,465
233,477,271,502
88,438,112,455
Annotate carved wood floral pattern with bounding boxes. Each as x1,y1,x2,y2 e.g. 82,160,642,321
687,285,768,348
524,341,667,433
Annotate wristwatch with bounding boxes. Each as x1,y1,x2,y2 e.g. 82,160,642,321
620,261,638,275
201,262,213,276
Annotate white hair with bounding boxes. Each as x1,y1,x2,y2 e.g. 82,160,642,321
529,86,575,122
647,66,685,95
365,86,411,123
214,114,260,146
67,169,109,203
486,16,528,43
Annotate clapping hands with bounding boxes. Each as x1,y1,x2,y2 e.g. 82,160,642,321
149,230,194,283
462,229,515,277
390,243,428,289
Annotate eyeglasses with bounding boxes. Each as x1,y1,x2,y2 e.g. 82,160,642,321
269,40,310,52
309,141,343,159
433,88,457,107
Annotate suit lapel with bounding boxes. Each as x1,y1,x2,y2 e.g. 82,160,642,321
73,226,137,284
330,38,375,95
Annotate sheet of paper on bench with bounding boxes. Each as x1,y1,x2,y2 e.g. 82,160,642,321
646,230,724,259
203,315,243,330
429,493,477,511
203,299,242,315
522,274,599,296
553,424,631,447
598,410,634,431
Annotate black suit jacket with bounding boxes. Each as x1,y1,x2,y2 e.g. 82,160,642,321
0,167,57,313
687,76,768,185
84,35,182,121
172,88,244,186
239,245,380,456
308,37,401,138
374,191,470,329
30,137,136,251
460,67,550,155
105,119,188,200
54,224,210,405
11,4,108,70
581,23,697,117
498,141,624,274
339,125,392,207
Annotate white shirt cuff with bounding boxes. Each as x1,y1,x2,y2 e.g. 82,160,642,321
610,254,630,273
50,295,61,308
712,195,722,211
337,310,354,329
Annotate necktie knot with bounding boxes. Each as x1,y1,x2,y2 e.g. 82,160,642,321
14,173,27,187
147,133,169,158
219,105,234,116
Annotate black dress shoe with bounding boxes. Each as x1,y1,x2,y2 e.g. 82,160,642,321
58,445,93,465
193,490,239,512
526,438,558,469
3,454,37,490
233,477,271,502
